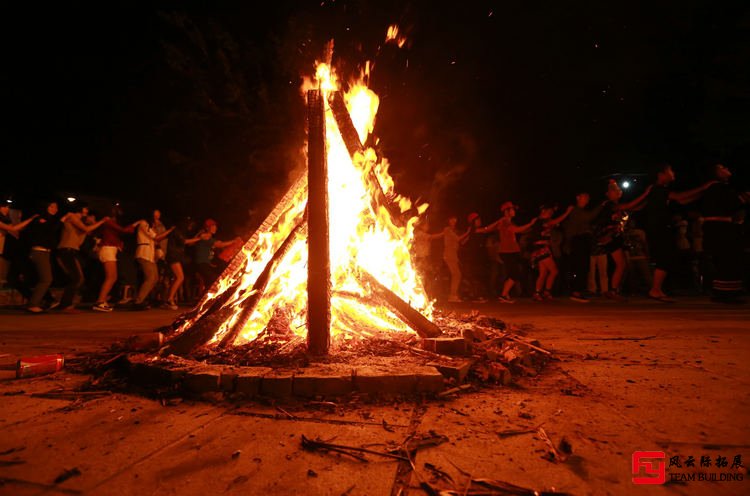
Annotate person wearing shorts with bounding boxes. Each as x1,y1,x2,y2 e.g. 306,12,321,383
93,205,137,312
476,202,537,303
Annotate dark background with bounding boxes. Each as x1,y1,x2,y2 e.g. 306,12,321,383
4,0,749,231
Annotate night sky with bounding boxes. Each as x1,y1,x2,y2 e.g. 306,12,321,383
5,0,749,231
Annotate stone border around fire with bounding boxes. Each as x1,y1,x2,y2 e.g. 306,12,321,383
126,353,451,399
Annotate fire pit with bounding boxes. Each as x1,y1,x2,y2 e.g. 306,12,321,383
118,52,552,400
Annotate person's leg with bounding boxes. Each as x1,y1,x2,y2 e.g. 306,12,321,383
588,256,597,293
57,251,84,309
610,249,626,293
571,236,590,295
167,262,184,304
544,258,559,292
499,254,517,299
97,261,118,304
501,277,515,297
650,269,668,297
445,258,461,300
535,264,547,293
135,259,158,305
29,251,53,309
0,256,9,287
596,255,609,293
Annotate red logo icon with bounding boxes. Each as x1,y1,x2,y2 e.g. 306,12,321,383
632,451,666,484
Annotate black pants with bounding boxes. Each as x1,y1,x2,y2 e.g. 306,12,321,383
57,249,84,308
704,222,743,299
569,234,591,293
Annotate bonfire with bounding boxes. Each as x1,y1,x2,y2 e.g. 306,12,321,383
160,42,442,361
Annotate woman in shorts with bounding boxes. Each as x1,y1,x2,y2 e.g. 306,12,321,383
93,204,138,312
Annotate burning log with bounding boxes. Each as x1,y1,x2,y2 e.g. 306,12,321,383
218,220,308,348
328,91,411,225
163,219,307,356
307,89,331,355
361,270,441,338
170,173,309,331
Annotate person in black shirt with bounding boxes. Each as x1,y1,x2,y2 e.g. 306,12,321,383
627,164,716,302
25,201,62,312
592,180,630,300
702,164,748,303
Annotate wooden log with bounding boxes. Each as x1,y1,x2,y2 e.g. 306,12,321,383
159,306,237,357
360,270,442,338
218,220,307,348
327,91,408,226
307,89,331,355
173,172,309,332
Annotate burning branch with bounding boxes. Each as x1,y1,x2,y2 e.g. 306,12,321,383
361,270,441,338
162,218,308,355
328,91,409,225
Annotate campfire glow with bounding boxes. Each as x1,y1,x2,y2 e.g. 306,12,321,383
170,57,432,350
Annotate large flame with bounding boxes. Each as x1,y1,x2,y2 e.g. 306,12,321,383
192,61,431,348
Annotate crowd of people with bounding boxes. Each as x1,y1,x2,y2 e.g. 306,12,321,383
415,163,750,304
1,163,748,314
0,201,242,313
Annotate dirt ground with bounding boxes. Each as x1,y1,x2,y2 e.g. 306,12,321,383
0,298,748,495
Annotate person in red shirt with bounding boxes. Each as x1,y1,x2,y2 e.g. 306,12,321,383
476,202,537,303
93,205,139,312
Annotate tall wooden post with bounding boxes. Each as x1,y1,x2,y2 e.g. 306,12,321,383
306,90,331,355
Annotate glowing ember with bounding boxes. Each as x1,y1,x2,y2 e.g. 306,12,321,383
171,53,432,350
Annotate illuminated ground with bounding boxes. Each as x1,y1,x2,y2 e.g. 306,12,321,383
0,298,748,495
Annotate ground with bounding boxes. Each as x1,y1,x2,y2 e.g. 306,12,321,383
0,298,748,496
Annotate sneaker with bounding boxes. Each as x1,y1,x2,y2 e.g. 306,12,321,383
93,302,114,312
161,301,178,311
447,296,462,303
532,292,545,302
543,290,553,300
61,306,81,314
118,296,133,305
26,306,45,314
569,292,589,303
498,295,515,304
46,301,61,311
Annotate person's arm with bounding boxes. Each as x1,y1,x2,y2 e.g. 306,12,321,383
475,219,500,234
154,226,176,242
0,214,38,233
425,231,444,240
546,206,574,226
458,228,471,244
68,215,108,234
108,220,136,234
511,217,537,233
618,184,653,211
184,236,202,246
583,203,605,221
669,180,718,205
214,236,242,249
